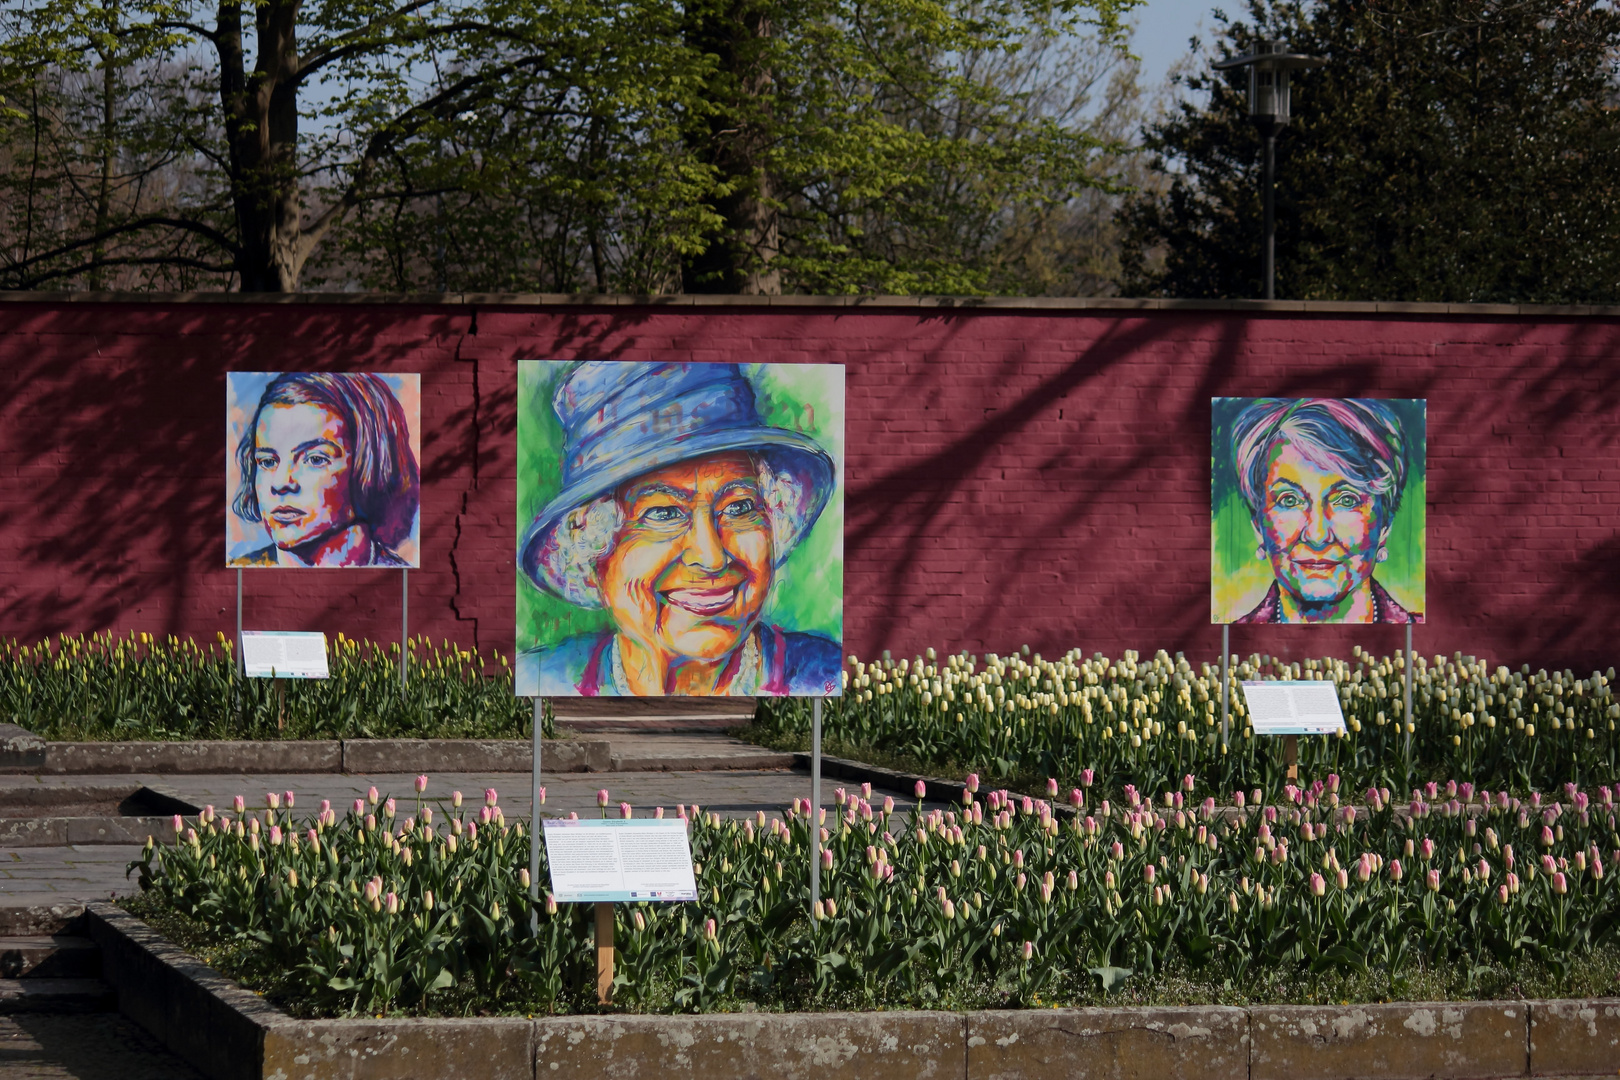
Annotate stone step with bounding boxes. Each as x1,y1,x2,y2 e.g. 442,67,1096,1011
0,901,86,937
0,935,101,979
0,977,114,1013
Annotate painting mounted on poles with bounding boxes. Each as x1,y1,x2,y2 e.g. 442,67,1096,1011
1212,398,1426,624
516,361,844,697
226,372,422,568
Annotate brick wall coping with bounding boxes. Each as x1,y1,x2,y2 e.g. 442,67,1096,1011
85,900,1620,1080
6,290,1620,317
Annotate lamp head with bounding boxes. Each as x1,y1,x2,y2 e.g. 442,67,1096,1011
1213,38,1325,130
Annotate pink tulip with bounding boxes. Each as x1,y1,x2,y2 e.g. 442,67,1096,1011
269,825,282,846
821,848,833,870
1110,841,1124,861
1389,859,1404,882
1046,778,1059,797
619,802,632,819
232,795,245,814
1081,769,1094,787
364,813,376,831
1184,773,1196,792
1233,790,1246,808
1425,869,1441,892
1021,941,1034,961
466,821,477,840
266,792,281,809
1309,872,1326,897
284,791,295,808
384,797,396,818
171,814,183,833
484,788,498,807
597,789,610,807
914,780,927,799
703,917,718,940
1553,871,1569,895
352,799,365,816
1143,864,1156,883
414,775,428,793
1336,868,1349,890
966,773,981,793
1420,838,1435,860
367,786,379,805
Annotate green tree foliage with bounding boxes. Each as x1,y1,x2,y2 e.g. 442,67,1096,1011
1119,0,1620,302
0,0,1143,294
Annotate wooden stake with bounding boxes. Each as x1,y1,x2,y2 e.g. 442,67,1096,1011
1284,733,1299,782
595,901,614,1004
275,678,285,731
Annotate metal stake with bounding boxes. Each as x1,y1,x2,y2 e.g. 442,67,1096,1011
235,569,244,677
529,697,543,932
400,569,409,694
1219,624,1231,748
1404,621,1415,775
810,697,822,911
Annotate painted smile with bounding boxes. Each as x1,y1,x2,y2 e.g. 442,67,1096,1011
269,505,306,526
1292,559,1341,573
661,586,739,616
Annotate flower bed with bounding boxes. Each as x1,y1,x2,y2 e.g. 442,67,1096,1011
129,774,1620,1016
754,647,1620,795
0,632,552,740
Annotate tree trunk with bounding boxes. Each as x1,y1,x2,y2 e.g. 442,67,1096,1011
90,46,116,291
219,0,307,292
681,0,780,296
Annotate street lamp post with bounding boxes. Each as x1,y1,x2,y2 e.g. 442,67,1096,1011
1213,39,1325,300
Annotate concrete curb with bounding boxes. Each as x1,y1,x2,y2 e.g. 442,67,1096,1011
85,900,1620,1080
12,738,613,776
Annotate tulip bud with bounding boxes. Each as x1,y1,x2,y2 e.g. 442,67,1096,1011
620,802,633,820
1021,940,1034,962
415,775,428,793
233,795,246,814
914,780,927,799
1553,871,1569,895
966,773,980,793
1309,872,1326,897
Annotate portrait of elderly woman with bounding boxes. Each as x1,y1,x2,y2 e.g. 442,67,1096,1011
1211,398,1426,624
226,372,421,568
516,361,844,697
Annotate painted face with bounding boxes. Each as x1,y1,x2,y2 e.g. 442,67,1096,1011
1258,440,1387,608
597,452,773,665
252,402,355,550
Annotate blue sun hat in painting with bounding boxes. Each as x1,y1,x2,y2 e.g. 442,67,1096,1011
518,361,835,607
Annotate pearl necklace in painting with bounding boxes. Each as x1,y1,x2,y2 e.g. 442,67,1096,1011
609,631,762,696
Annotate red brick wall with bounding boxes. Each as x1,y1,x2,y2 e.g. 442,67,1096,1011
2,298,1616,673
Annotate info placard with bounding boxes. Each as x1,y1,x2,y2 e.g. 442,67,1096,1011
241,631,330,679
1241,680,1347,736
542,818,698,903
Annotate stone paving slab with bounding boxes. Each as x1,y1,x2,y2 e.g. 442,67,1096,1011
0,1013,207,1078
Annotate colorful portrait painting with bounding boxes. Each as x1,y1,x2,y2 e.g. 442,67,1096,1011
516,361,844,697
226,372,421,568
1212,398,1425,624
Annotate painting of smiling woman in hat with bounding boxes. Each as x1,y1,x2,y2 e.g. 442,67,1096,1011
516,361,844,697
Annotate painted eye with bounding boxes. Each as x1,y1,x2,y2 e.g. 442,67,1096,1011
1273,492,1302,509
306,454,331,468
721,498,758,517
1333,492,1364,509
254,454,277,470
641,505,685,524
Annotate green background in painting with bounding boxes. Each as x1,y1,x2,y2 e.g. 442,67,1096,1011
515,361,845,657
1210,398,1426,624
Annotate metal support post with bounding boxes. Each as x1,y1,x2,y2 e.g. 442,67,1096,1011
810,698,822,911
529,697,543,932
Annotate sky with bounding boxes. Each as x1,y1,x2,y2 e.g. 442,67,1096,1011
1130,0,1222,90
